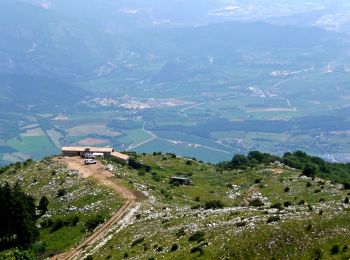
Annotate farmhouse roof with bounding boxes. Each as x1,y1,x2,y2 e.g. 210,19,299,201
61,146,114,153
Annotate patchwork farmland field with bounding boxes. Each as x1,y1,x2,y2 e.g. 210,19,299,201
2,65,350,165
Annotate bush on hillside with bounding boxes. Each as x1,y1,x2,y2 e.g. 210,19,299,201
204,200,224,209
230,154,248,169
284,201,292,207
255,178,262,184
170,243,178,252
190,246,204,255
0,248,35,259
188,231,205,243
50,219,64,233
85,215,104,231
175,227,186,238
249,198,264,207
186,160,192,165
343,183,350,190
57,189,67,197
267,216,280,223
65,216,80,227
271,202,283,210
302,163,318,177
217,150,350,184
331,245,340,255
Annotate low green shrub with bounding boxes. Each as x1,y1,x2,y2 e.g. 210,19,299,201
188,231,205,243
284,201,292,207
50,219,63,233
267,216,280,223
305,224,312,231
271,202,282,210
235,222,246,227
331,245,340,255
176,227,186,238
204,200,224,209
249,199,264,207
57,189,67,197
343,183,350,190
85,215,104,231
190,246,204,255
255,178,262,184
170,243,178,252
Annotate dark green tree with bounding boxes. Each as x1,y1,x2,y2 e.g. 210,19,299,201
302,163,318,177
38,196,49,215
293,151,308,158
230,154,248,169
0,182,39,250
247,151,265,163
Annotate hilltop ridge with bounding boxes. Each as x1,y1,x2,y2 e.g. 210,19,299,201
0,151,350,259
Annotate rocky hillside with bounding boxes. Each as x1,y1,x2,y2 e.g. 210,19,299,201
0,158,123,258
0,153,350,259
84,153,350,259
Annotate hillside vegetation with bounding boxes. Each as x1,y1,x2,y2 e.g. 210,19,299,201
0,152,350,259
219,150,350,183
0,158,123,258
77,152,350,259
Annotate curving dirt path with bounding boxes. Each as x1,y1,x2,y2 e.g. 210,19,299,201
52,157,139,260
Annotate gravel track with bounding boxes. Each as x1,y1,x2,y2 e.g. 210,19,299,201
52,157,138,260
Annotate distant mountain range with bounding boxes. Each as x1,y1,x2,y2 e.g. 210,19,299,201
1,0,349,120
16,0,350,33
1,1,348,79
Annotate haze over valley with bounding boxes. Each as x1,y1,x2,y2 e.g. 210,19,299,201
3,2,350,260
1,0,350,164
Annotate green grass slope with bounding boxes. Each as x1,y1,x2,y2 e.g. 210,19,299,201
90,153,350,259
0,159,123,258
1,153,350,259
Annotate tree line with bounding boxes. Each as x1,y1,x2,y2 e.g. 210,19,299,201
217,150,350,184
0,183,39,251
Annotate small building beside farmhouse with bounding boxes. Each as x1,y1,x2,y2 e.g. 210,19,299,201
170,176,192,185
111,151,130,163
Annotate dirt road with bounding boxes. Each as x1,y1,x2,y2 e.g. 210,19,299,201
52,157,138,260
